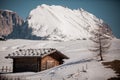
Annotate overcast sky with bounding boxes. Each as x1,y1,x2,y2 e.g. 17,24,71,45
0,0,120,38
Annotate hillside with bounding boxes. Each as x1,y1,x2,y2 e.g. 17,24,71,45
0,38,120,80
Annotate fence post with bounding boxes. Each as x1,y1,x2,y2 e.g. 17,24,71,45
82,66,84,72
5,66,8,72
1,66,12,73
2,66,4,72
9,67,11,72
86,64,88,70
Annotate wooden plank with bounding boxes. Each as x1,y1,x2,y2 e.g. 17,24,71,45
41,56,59,71
13,58,38,72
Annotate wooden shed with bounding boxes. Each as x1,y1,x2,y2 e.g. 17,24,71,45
5,48,69,73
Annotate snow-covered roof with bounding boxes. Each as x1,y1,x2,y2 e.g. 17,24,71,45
5,48,69,59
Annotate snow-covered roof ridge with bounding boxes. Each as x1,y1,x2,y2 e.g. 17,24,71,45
6,48,56,58
5,48,69,59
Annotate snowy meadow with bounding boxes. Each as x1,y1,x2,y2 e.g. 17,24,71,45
0,38,120,80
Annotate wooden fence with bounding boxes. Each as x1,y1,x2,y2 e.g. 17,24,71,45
0,64,88,80
0,66,12,73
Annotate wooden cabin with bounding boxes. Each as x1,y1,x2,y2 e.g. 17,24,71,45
5,48,69,73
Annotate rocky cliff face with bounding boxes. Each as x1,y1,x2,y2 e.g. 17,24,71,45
0,10,24,38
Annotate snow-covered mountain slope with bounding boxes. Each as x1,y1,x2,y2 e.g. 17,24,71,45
27,4,113,41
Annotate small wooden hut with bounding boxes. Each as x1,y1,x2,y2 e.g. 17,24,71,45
5,48,69,73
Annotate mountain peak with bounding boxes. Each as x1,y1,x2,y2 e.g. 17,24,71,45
26,4,112,41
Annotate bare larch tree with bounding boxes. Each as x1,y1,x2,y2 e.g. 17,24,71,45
89,24,112,61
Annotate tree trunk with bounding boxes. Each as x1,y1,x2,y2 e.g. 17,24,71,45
99,50,103,61
99,37,103,61
99,29,103,61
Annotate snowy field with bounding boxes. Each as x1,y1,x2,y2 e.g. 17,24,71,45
0,38,120,80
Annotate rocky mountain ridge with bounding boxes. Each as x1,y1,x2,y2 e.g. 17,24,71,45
0,10,24,38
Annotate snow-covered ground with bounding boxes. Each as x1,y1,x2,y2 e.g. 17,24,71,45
0,38,120,80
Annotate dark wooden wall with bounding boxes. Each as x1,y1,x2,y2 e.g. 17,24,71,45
13,58,38,72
